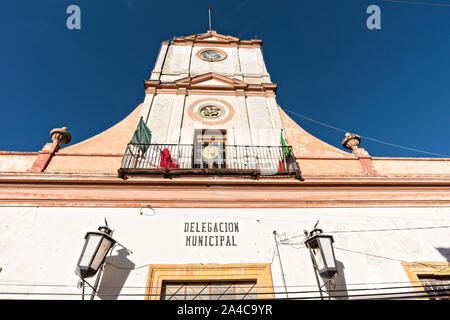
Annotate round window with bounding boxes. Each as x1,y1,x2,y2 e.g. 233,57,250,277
199,105,222,118
200,50,224,61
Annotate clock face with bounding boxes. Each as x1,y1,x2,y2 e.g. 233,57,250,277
199,105,222,118
200,50,223,61
202,146,220,159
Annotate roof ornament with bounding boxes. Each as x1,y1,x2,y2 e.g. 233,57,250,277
342,133,361,151
50,127,72,146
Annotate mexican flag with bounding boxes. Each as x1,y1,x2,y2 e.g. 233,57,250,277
281,130,290,156
131,117,152,154
278,130,290,171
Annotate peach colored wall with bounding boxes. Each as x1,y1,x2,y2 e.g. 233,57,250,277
279,108,354,159
60,104,142,154
0,155,37,172
298,159,365,176
373,159,450,176
1,175,449,208
45,156,122,174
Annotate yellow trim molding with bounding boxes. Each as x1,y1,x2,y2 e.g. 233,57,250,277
145,263,274,300
401,261,450,300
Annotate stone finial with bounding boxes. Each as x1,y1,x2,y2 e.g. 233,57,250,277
342,133,361,150
50,127,72,146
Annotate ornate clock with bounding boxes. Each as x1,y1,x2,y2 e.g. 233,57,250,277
199,105,222,118
200,50,224,61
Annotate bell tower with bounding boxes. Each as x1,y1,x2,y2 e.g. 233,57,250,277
118,29,300,178
139,30,282,147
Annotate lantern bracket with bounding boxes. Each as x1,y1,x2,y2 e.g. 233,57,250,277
77,277,97,300
304,227,339,300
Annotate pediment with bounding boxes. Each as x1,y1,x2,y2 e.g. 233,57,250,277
175,73,247,88
174,31,240,43
198,36,224,42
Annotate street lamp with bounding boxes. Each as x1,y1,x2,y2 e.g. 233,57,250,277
304,228,338,279
75,224,116,279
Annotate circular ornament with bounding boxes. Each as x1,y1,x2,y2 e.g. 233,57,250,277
199,105,222,118
187,98,235,125
202,146,220,159
201,50,223,61
196,48,228,62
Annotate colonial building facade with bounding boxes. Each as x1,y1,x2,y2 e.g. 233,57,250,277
0,30,449,300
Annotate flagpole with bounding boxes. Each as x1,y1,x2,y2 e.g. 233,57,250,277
208,7,212,32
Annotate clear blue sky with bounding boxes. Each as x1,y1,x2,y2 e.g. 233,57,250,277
1,0,449,157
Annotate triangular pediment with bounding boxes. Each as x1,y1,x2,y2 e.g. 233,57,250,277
199,36,224,42
175,73,247,88
174,30,240,43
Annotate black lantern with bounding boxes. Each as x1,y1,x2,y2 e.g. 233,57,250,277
75,225,116,279
304,228,338,279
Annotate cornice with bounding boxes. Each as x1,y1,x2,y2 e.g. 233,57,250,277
0,151,38,155
170,31,262,48
1,172,449,208
144,72,277,97
1,172,450,186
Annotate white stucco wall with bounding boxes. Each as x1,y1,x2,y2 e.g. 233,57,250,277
142,92,283,147
0,206,448,300
156,42,271,84
190,46,239,77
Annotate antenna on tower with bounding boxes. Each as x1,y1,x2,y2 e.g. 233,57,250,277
208,7,212,32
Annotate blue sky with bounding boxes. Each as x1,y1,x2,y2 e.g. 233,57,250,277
1,0,449,157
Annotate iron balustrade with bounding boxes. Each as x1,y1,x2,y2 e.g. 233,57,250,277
118,143,301,179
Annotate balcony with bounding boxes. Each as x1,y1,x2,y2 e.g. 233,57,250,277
118,143,302,179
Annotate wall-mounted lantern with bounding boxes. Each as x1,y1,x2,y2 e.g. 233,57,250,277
304,228,338,279
75,224,116,279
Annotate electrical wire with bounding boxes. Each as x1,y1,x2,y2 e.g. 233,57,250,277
0,279,444,289
280,225,450,242
0,287,447,299
279,288,450,300
275,229,449,272
283,108,450,157
382,0,450,7
329,225,450,234
0,283,447,294
333,247,449,272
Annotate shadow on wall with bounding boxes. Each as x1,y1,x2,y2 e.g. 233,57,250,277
436,247,450,262
323,260,348,300
96,248,135,300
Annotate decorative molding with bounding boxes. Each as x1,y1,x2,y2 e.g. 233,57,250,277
145,263,274,300
342,133,380,177
27,127,73,173
0,151,38,156
176,72,248,88
170,30,262,48
401,262,450,300
54,153,124,157
50,127,72,146
353,148,380,177
0,175,450,208
144,72,277,97
187,97,235,125
27,143,59,173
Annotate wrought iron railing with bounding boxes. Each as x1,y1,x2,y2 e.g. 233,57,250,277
118,143,301,179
